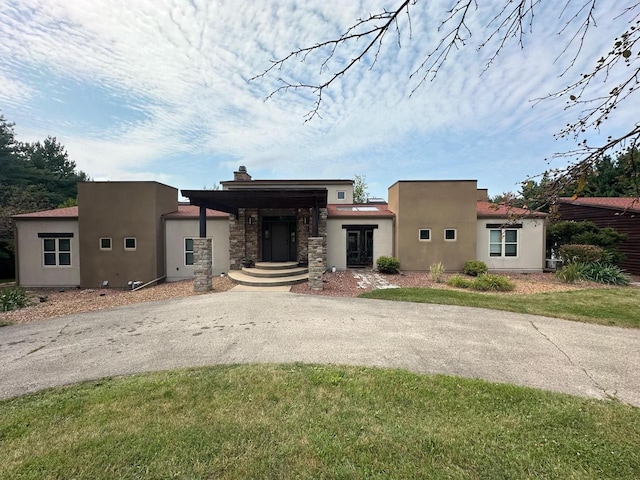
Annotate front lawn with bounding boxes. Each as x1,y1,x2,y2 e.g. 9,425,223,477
360,287,640,328
1,364,639,479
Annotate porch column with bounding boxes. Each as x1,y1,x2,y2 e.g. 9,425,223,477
193,237,212,292
308,236,325,290
199,205,207,238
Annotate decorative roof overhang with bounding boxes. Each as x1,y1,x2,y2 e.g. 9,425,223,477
181,188,328,217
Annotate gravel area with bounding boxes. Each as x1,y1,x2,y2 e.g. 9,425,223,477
1,277,235,325
2,270,634,325
291,270,613,297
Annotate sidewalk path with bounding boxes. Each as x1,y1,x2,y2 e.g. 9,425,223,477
1,292,638,405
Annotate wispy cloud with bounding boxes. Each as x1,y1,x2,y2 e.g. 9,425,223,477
0,0,636,196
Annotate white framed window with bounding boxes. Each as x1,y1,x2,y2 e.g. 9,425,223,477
490,229,518,257
43,238,71,267
124,237,137,251
99,237,112,251
185,238,194,266
444,229,457,241
337,191,346,200
418,229,431,241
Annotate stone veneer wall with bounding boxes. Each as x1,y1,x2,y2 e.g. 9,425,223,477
297,208,311,262
193,238,212,292
245,208,259,262
319,207,328,267
308,236,325,290
228,209,245,270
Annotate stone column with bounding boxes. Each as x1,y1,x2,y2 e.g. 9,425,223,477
229,209,245,270
193,238,212,292
308,236,325,291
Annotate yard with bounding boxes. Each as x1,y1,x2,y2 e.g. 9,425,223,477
2,273,639,478
1,364,639,479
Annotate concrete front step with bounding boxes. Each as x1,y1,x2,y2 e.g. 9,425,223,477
254,261,301,271
227,270,309,287
242,266,309,278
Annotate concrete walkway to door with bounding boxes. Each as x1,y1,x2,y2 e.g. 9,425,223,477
0,291,638,405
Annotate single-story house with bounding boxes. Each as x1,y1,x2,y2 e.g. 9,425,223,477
13,167,547,289
556,197,640,275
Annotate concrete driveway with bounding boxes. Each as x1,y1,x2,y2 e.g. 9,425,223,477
1,291,639,406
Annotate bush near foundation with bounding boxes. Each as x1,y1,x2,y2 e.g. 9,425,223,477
462,260,488,276
559,244,603,264
376,256,400,274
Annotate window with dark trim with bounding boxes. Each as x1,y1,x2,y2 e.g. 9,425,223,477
490,229,518,257
185,238,194,266
418,229,431,241
43,238,71,266
124,237,137,250
337,191,346,200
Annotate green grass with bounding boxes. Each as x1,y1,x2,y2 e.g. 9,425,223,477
361,287,640,328
1,364,638,479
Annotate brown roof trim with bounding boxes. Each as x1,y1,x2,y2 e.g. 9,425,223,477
221,179,353,186
163,204,229,219
557,197,640,213
12,206,79,219
476,201,547,218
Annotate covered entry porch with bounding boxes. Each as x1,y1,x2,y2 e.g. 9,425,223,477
181,188,329,291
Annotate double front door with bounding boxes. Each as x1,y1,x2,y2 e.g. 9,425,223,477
346,228,374,267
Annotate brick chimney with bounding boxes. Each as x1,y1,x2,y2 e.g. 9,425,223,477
233,166,252,182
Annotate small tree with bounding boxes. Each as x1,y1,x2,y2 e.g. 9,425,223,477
353,174,369,204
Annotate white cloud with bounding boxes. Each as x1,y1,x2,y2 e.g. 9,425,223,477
0,0,637,195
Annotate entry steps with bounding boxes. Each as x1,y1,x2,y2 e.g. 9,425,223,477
227,261,309,287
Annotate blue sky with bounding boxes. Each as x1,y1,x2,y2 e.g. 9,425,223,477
0,0,636,199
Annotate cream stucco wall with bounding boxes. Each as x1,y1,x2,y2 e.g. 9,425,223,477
15,219,81,287
327,218,394,270
165,218,230,281
476,218,546,272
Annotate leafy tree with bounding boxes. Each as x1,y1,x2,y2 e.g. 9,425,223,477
353,174,369,204
254,1,639,200
0,112,89,278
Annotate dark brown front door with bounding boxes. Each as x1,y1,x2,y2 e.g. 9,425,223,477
262,216,296,262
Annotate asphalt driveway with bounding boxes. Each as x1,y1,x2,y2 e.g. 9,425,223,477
1,291,639,406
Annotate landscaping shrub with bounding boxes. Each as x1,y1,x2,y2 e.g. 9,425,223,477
429,262,446,283
556,263,586,283
473,273,515,292
462,260,488,277
0,286,30,312
558,244,603,264
546,220,627,264
580,262,630,285
447,274,472,289
376,256,400,274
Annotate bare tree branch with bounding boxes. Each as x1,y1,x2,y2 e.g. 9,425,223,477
252,0,640,197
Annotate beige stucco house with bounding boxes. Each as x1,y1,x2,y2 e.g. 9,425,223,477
12,167,547,288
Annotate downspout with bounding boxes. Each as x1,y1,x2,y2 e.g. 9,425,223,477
161,215,167,279
13,220,19,285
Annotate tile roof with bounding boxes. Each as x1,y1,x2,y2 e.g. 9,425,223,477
327,203,395,218
476,201,548,218
12,204,229,219
13,206,79,219
163,204,229,219
557,197,640,212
